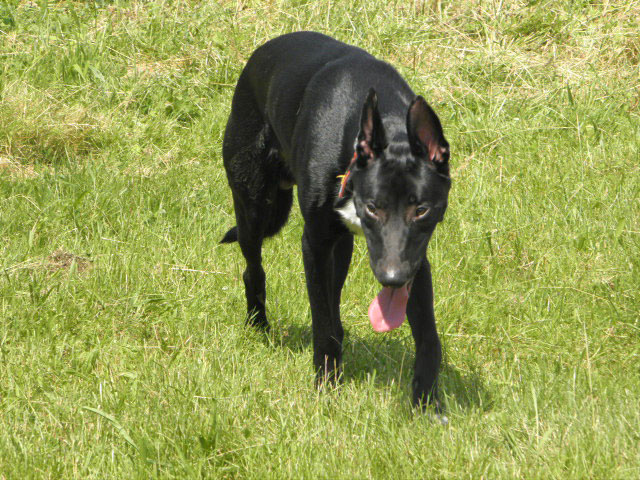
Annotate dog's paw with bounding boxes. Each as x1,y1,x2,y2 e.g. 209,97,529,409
245,311,270,331
314,354,343,390
429,411,449,426
315,367,343,390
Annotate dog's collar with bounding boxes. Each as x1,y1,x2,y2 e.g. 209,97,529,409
337,151,358,198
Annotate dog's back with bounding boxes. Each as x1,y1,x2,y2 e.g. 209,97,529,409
229,32,414,173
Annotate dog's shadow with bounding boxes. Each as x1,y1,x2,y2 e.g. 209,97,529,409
263,321,492,412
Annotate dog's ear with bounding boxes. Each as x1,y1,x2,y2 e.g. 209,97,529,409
407,96,449,173
357,88,387,167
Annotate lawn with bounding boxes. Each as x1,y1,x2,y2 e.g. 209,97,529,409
1,0,639,478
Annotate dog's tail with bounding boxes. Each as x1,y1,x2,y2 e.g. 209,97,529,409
220,226,238,244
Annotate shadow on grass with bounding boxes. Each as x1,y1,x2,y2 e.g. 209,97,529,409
439,361,493,411
266,321,313,352
258,319,492,412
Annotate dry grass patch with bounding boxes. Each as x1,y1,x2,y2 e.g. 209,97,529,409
125,57,190,79
45,249,93,273
0,155,38,179
0,83,111,164
121,146,193,177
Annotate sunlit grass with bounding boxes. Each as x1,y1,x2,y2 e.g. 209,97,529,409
1,0,639,477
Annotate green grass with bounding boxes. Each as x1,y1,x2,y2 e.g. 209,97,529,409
1,0,639,478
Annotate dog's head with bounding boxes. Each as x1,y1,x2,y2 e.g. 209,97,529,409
336,88,451,289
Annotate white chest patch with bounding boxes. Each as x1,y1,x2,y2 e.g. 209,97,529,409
335,198,363,235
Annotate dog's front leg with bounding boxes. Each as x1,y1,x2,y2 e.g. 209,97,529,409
302,225,345,386
406,258,443,412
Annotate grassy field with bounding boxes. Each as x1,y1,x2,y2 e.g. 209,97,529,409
1,0,639,477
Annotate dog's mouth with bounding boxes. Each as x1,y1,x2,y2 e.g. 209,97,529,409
368,280,413,332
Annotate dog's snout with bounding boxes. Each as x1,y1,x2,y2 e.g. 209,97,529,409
377,267,407,288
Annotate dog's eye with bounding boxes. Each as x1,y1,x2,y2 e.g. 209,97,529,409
365,203,378,217
415,206,430,219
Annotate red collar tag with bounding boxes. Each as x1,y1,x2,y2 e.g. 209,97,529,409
337,151,358,198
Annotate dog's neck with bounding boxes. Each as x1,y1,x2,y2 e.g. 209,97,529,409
335,197,363,235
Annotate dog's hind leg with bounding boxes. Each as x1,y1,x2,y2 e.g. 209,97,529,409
235,180,293,330
222,78,294,330
223,88,272,329
224,149,270,329
234,193,269,329
227,183,293,331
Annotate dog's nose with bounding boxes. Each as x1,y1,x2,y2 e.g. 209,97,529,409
377,268,407,288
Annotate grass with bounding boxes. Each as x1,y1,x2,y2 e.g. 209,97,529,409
1,0,639,477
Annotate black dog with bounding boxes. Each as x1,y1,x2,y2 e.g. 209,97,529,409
221,32,450,411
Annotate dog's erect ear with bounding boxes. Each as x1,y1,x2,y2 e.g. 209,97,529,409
357,88,387,167
407,96,449,172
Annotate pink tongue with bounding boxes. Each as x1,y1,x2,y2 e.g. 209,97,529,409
368,286,409,332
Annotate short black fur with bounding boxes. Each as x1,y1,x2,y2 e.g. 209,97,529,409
221,32,451,411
